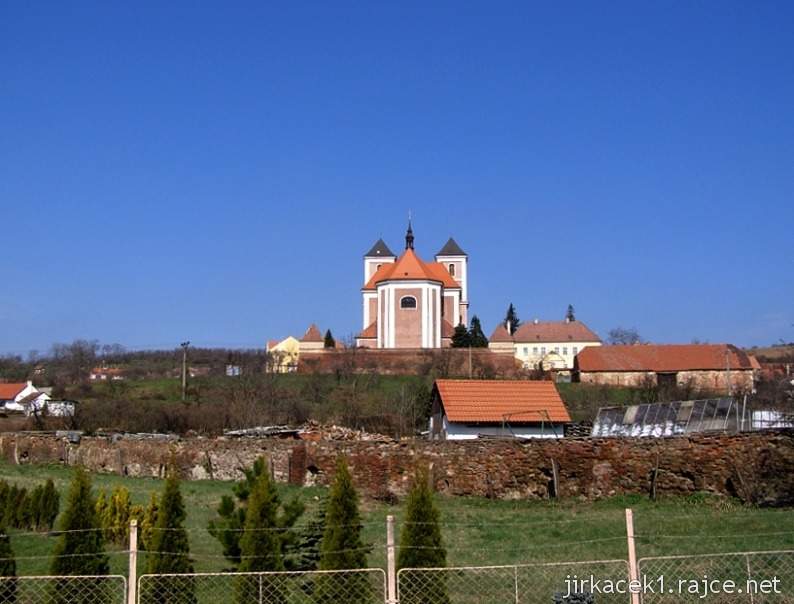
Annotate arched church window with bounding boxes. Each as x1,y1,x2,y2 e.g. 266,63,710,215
448,263,455,276
400,296,417,309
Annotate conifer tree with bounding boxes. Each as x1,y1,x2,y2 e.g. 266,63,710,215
40,479,60,531
29,485,43,530
0,525,16,603
397,468,449,604
50,468,108,604
468,316,489,348
208,457,303,568
140,492,159,551
291,496,326,571
450,324,470,348
324,330,336,349
236,471,284,603
315,458,370,604
145,473,196,604
503,303,521,334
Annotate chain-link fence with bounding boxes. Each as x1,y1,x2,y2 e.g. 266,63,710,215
0,574,127,604
638,550,794,604
137,568,387,604
398,559,631,604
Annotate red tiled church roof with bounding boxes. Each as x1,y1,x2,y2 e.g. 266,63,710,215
300,324,324,342
490,321,601,343
363,249,459,290
358,321,377,339
435,379,570,423
577,344,760,372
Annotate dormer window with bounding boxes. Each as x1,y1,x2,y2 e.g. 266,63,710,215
400,296,417,309
448,263,455,276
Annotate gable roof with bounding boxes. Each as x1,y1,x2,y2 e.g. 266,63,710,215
435,379,570,423
300,324,324,343
490,320,601,343
577,344,760,372
0,383,29,400
436,237,467,257
363,248,460,290
364,238,396,258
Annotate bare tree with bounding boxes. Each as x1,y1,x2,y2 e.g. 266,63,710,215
606,327,644,345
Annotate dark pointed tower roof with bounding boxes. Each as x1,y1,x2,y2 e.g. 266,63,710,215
405,219,415,250
364,238,396,258
436,237,467,256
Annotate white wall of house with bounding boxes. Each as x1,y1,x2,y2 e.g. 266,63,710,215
432,415,564,440
513,340,602,370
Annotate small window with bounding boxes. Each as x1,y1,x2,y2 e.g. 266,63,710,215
532,347,538,355
400,296,417,309
554,346,560,353
376,264,382,271
563,347,568,355
448,263,455,276
523,347,528,356
541,347,546,355
573,346,578,355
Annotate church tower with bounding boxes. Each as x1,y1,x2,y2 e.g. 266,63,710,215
435,238,469,326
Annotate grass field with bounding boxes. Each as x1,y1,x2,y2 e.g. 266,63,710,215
1,461,792,577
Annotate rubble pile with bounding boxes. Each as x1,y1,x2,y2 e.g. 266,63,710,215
224,421,392,442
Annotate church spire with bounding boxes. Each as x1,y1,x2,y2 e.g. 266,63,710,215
405,215,414,250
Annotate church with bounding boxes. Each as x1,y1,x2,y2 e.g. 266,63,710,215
356,223,469,348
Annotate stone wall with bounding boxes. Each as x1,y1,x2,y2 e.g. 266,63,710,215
579,369,755,391
1,431,792,506
299,348,519,376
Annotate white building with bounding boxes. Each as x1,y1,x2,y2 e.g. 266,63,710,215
429,379,570,440
0,381,75,417
489,317,602,372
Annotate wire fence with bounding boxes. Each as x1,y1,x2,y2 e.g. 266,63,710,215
398,559,630,604
0,574,127,604
638,550,794,604
137,568,386,604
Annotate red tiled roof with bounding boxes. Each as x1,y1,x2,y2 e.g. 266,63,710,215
363,249,460,290
0,383,28,399
435,379,570,423
358,321,377,339
490,321,601,343
577,344,760,372
266,339,280,350
300,324,324,342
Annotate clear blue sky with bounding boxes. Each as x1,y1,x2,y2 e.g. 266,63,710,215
2,2,793,355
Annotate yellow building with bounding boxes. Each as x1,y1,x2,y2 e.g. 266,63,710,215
265,336,300,373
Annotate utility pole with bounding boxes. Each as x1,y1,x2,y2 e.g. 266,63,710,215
180,341,190,401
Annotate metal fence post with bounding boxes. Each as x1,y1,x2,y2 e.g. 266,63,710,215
128,518,138,604
625,509,640,604
387,514,397,603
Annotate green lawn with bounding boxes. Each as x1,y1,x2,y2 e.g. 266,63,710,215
1,461,792,577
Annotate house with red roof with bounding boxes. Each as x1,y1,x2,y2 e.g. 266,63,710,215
356,222,468,348
575,344,760,392
429,379,570,440
490,313,602,372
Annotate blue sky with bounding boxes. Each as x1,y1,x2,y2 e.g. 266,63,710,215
2,2,793,355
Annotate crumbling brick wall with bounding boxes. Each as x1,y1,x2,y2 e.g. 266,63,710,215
0,430,791,505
